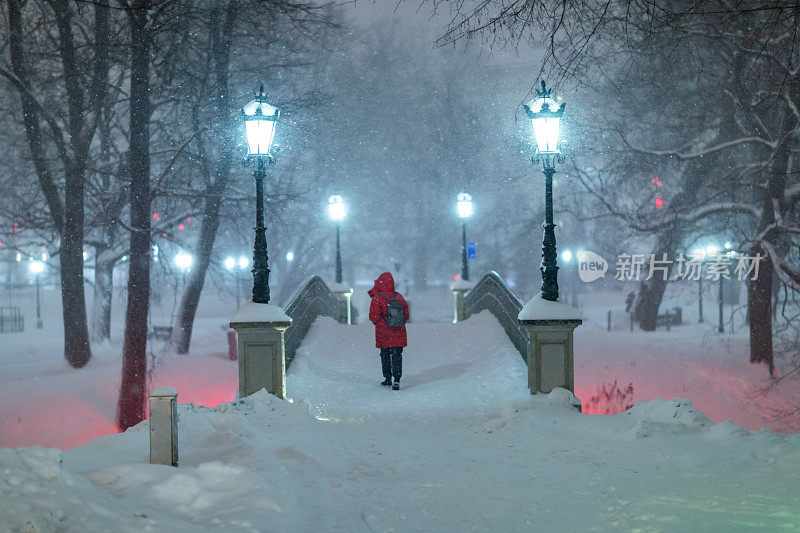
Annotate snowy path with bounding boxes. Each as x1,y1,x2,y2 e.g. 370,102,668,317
4,312,798,531
287,314,530,419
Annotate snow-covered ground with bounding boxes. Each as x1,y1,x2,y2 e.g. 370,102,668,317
1,283,796,453
2,310,800,531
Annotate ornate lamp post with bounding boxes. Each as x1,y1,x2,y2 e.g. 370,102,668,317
242,86,280,304
456,193,473,282
328,195,346,284
524,80,566,302
230,85,290,401
518,81,581,401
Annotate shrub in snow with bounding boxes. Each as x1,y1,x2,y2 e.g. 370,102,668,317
582,381,635,415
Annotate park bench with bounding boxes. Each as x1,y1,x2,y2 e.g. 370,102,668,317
655,306,682,327
151,326,173,340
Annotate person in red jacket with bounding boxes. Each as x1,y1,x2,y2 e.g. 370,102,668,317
368,272,410,390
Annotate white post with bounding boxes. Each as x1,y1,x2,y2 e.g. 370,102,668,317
230,302,292,399
331,285,354,325
149,386,178,467
450,280,474,323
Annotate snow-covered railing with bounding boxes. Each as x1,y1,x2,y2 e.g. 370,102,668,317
464,272,528,361
283,276,356,366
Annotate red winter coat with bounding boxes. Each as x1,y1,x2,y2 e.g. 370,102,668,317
368,272,410,348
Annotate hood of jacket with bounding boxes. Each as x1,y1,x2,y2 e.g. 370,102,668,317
368,272,395,298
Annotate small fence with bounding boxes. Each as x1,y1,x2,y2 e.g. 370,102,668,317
283,276,358,366
0,306,24,333
463,272,528,362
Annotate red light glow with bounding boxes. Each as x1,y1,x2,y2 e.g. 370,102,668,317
178,223,185,230
153,212,161,221
651,177,663,187
455,274,461,281
655,197,664,209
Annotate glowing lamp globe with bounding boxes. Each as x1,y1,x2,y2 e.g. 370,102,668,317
523,81,565,155
242,86,280,157
224,256,236,271
238,256,249,269
457,193,473,218
175,252,193,273
328,195,346,221
29,260,44,274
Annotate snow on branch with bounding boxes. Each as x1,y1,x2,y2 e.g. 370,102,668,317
627,136,778,160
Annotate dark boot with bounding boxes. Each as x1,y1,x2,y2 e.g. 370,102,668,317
381,378,392,386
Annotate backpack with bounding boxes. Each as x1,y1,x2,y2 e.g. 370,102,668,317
380,293,405,328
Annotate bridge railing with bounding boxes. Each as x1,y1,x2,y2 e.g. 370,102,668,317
283,276,358,366
463,271,528,362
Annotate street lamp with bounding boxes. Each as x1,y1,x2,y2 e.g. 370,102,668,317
456,192,473,281
242,85,280,304
524,80,566,302
690,245,731,332
224,255,250,308
328,195,346,284
29,260,44,329
690,248,707,323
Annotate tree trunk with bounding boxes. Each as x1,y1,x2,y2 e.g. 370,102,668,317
61,182,91,367
169,1,236,354
91,247,114,342
634,230,678,331
117,0,151,431
748,244,773,374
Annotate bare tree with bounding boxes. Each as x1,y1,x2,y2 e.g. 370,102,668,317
3,0,114,367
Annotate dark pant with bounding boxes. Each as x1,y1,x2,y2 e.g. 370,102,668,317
380,347,403,381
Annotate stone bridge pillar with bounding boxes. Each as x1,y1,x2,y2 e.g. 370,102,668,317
451,280,474,323
230,302,292,399
331,284,354,325
518,295,582,394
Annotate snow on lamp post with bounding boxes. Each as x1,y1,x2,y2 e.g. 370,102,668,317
328,195,346,284
29,260,44,329
456,193,473,282
242,85,279,304
518,81,582,401
524,80,566,302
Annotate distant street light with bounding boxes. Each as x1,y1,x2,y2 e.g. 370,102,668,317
456,193,473,281
328,195,346,284
242,85,280,304
561,250,573,263
174,252,193,273
224,255,250,308
690,245,732,332
524,80,566,301
29,260,44,329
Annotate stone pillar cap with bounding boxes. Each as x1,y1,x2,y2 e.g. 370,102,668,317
329,282,353,294
150,386,178,397
450,279,475,292
230,301,292,326
519,294,582,321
